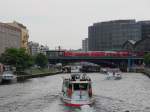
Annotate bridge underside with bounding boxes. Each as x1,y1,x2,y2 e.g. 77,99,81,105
48,56,143,71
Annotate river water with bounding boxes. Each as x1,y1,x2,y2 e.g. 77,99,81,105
0,73,150,112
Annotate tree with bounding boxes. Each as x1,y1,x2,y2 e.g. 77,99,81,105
0,48,34,71
144,53,150,66
35,53,48,68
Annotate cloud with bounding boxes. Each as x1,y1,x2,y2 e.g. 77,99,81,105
0,0,49,16
0,0,150,49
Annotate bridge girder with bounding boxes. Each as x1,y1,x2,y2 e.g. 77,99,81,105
48,56,143,69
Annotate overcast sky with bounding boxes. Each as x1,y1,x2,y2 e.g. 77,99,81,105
0,0,150,49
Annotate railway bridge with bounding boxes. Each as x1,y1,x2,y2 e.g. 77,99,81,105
47,51,143,71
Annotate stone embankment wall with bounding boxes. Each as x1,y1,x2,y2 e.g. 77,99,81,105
128,67,150,78
142,68,150,78
16,71,62,81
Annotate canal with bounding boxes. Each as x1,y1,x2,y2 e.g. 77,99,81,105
0,73,150,112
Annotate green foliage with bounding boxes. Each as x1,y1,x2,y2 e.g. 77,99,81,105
0,48,34,71
144,53,150,66
34,53,48,68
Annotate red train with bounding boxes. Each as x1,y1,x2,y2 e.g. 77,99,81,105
63,51,144,57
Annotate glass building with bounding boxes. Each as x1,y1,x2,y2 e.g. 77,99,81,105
88,20,142,51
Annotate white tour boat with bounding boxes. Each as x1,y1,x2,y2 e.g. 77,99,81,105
0,74,2,83
106,68,122,80
71,66,81,73
61,73,95,107
2,71,16,82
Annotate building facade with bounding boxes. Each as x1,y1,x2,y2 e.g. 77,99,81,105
0,22,21,55
134,37,150,52
82,38,88,52
39,45,49,55
138,21,150,39
122,40,136,51
28,41,40,56
7,21,29,51
28,41,49,56
88,20,142,51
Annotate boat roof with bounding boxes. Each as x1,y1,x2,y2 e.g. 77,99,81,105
63,73,91,82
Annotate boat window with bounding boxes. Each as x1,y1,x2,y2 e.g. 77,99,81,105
73,83,88,90
63,80,69,87
89,84,91,89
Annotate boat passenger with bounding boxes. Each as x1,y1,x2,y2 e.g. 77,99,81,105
67,84,72,97
81,73,87,81
71,74,76,81
87,76,91,81
113,71,115,76
89,88,92,97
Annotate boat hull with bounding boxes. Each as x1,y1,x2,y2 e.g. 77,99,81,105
61,96,95,107
2,76,16,83
0,79,1,83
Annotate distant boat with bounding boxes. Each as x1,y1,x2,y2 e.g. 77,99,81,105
106,68,122,80
0,63,3,83
71,66,81,73
61,73,95,107
106,72,114,80
2,71,16,82
101,68,108,74
0,74,2,84
114,73,122,80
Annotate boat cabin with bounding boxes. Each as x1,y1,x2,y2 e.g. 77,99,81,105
62,74,92,99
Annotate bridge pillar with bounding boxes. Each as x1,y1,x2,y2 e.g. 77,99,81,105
127,58,132,72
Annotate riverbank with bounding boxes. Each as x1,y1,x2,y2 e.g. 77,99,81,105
142,68,150,78
16,68,62,81
109,66,150,78
129,67,150,78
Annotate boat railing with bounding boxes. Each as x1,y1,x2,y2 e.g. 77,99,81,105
70,73,91,81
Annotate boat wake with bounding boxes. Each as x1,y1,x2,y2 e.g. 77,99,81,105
80,105,95,112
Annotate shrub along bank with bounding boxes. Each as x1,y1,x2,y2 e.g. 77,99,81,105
16,68,62,81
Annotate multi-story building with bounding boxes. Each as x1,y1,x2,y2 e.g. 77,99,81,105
7,21,29,51
88,20,142,51
28,41,49,55
138,21,150,39
122,35,150,52
28,41,40,56
134,37,150,52
82,38,88,52
122,40,136,51
0,22,21,55
39,45,49,55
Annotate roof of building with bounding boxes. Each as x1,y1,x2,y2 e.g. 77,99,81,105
138,21,150,24
0,22,21,32
7,21,27,29
122,40,136,47
134,37,150,47
128,40,136,45
93,19,136,26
